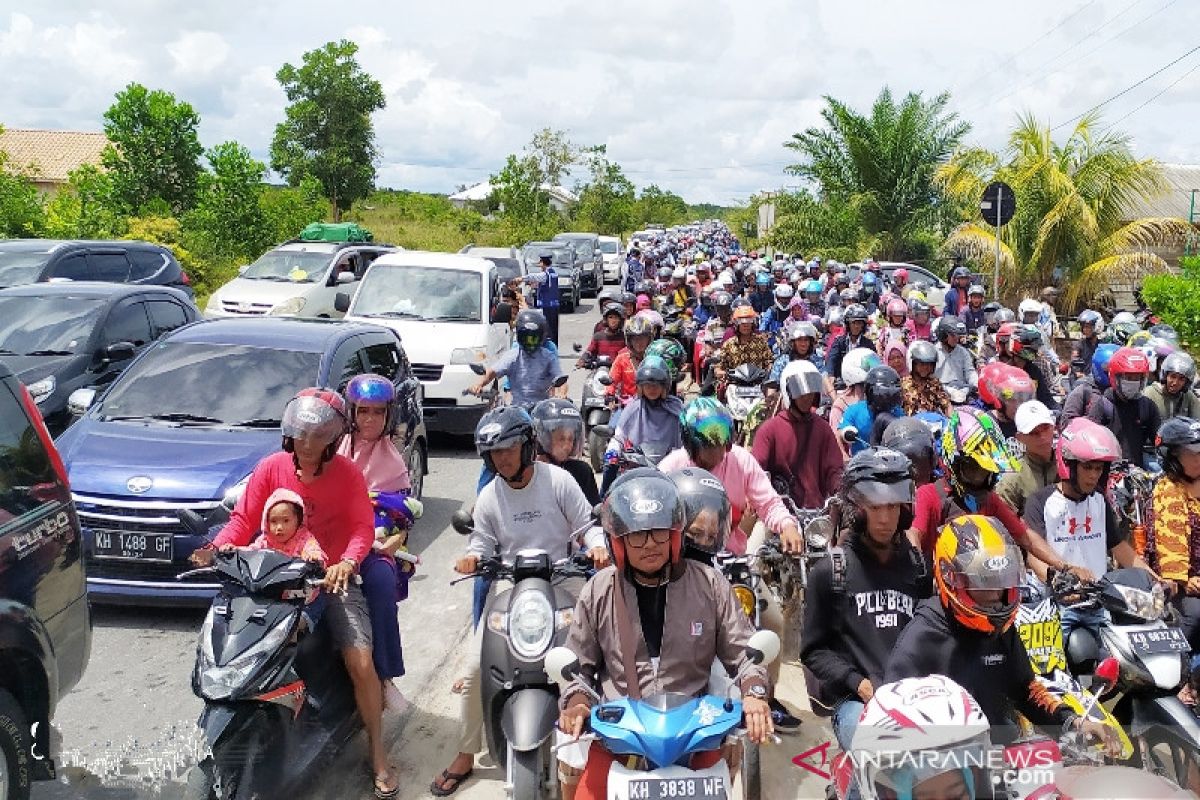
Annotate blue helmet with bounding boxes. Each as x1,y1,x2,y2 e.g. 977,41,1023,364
1092,343,1120,389
805,279,823,295
862,272,878,288
754,271,771,287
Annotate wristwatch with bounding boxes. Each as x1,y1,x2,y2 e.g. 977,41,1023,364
745,684,768,699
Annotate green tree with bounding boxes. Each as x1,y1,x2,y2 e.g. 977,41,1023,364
259,176,330,244
185,142,269,261
572,146,635,235
768,190,866,263
43,164,124,238
633,185,688,227
937,112,1191,306
785,87,968,260
491,153,562,242
0,131,45,236
271,40,386,220
101,83,204,214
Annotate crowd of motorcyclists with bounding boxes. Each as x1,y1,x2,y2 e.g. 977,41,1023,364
186,219,1200,800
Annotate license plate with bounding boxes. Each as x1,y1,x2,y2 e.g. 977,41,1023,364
734,386,760,397
1127,627,1190,654
92,529,174,562
627,776,727,799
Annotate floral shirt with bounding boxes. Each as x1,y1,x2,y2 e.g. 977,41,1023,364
1143,476,1200,582
720,334,775,373
901,375,950,416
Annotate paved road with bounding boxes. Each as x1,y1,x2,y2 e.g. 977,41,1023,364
35,295,831,800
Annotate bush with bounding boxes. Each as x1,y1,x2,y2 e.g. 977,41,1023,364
1142,266,1200,346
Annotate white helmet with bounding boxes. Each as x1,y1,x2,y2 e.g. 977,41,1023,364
779,360,825,408
1017,298,1042,318
671,266,687,280
841,347,881,387
851,675,991,800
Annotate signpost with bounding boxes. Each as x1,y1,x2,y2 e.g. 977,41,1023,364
980,181,1016,294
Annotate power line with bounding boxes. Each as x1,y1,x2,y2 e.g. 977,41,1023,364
1052,43,1200,130
1108,57,1200,127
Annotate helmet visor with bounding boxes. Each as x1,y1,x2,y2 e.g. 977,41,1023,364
518,332,542,350
848,479,914,507
953,544,1024,590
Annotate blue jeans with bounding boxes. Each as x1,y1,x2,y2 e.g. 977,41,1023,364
1060,605,1110,662
832,699,865,800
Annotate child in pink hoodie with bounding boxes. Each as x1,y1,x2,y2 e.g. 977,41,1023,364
242,487,326,564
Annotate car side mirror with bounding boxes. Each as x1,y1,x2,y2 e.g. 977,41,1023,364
67,387,96,416
334,292,351,313
336,270,356,285
572,342,583,353
101,342,136,363
451,510,474,535
545,646,581,687
746,630,781,666
492,303,513,324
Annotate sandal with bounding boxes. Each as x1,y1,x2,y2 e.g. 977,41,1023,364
429,768,473,797
374,767,400,800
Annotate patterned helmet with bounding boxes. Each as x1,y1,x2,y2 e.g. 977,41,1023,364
645,338,686,380
940,407,1017,497
934,515,1023,634
680,397,734,459
842,347,882,387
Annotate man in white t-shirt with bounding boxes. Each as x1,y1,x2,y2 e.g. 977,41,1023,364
1023,416,1152,648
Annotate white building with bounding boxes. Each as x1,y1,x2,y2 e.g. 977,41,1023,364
448,181,578,213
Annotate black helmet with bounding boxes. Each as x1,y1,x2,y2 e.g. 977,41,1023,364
515,310,548,353
844,304,869,323
937,315,968,342
1156,416,1200,481
602,302,626,320
657,266,673,280
475,406,536,481
530,398,583,462
950,266,971,281
635,279,656,296
635,355,673,391
667,467,731,559
601,468,685,570
839,446,915,535
864,365,902,410
881,417,937,467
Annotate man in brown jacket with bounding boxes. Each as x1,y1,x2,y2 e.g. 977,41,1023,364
556,469,772,799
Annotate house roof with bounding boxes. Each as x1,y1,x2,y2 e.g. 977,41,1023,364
0,128,109,183
1120,163,1200,221
449,180,578,204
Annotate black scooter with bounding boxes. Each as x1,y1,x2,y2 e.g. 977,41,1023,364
450,511,593,799
179,549,360,800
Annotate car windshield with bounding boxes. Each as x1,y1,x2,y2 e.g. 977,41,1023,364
522,247,571,269
352,265,482,321
570,241,592,259
0,249,51,288
599,240,618,254
240,250,332,282
97,341,321,425
484,257,522,282
0,295,105,355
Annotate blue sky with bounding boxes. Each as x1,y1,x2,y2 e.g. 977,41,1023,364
1,0,1198,204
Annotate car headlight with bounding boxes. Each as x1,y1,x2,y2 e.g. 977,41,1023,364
1115,583,1165,622
508,590,555,660
269,296,306,316
198,611,293,700
223,475,251,510
26,376,56,405
450,347,487,366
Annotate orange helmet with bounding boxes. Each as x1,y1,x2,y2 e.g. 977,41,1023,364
731,305,757,324
933,515,1023,634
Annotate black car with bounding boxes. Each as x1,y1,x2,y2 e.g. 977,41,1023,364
0,361,92,798
0,239,193,295
0,283,201,435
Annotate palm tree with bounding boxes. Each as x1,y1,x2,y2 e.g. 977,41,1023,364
785,88,970,260
936,112,1192,306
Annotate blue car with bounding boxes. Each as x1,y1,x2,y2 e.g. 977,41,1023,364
54,317,427,607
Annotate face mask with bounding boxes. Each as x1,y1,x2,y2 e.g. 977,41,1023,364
1118,378,1145,399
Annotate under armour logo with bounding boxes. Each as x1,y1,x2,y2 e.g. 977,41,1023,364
1067,515,1093,536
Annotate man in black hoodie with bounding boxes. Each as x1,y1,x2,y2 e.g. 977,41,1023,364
800,447,930,774
886,514,1120,751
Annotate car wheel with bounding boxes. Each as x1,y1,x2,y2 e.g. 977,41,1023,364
0,688,32,800
407,438,426,500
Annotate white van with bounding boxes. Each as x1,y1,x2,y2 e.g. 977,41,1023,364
204,241,397,319
337,251,511,434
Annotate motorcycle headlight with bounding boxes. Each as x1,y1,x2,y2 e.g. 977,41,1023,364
508,590,555,660
198,612,293,700
805,529,829,551
26,376,56,405
269,296,306,316
1115,583,1165,622
450,347,487,366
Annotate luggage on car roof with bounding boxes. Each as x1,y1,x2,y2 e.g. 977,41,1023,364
298,222,374,243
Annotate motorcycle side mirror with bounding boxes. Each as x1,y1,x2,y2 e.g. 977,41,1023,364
545,646,581,687
451,510,474,535
841,427,859,443
552,374,569,388
593,424,614,439
1093,657,1120,695
572,342,583,352
469,363,487,376
745,630,781,666
597,374,613,386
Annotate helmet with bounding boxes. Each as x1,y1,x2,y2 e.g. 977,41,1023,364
844,304,869,324
840,287,860,304
892,268,909,282
789,321,819,345
842,348,882,387
624,315,654,350
841,446,915,510
619,291,637,307
861,272,878,289
1091,343,1119,389
941,407,1017,500
712,291,733,310
635,279,655,296
804,279,823,296
1149,323,1180,345
602,468,685,572
885,298,908,320
281,388,349,471
731,305,758,324
515,310,548,353
1011,325,1042,360
933,514,1023,634
909,298,930,318
774,283,795,301
680,397,734,459
1107,346,1151,401
1018,298,1042,319
1111,315,1141,345
474,406,536,480
636,308,664,335
344,372,400,436
968,284,985,297
1057,417,1119,491
602,302,626,321
992,367,1035,409
1160,351,1197,388
936,315,967,342
994,321,1020,353
635,355,673,392
907,340,938,368
881,418,937,471
645,338,686,380
530,398,584,461
1077,309,1104,335
1157,417,1200,481
657,266,673,280
950,266,971,281
852,675,991,800
780,360,824,408
994,307,1016,325
668,467,731,558
864,366,902,411
754,271,771,287
834,272,849,287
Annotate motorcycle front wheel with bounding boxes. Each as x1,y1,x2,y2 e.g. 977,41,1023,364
507,741,552,800
741,740,762,800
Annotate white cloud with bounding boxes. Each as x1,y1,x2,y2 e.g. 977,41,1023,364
167,31,230,77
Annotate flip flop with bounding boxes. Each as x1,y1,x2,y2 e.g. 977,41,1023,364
374,767,400,800
429,768,473,797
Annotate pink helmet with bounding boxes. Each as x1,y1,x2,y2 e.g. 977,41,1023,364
886,298,908,318
893,268,909,281
635,295,651,311
1057,417,1120,481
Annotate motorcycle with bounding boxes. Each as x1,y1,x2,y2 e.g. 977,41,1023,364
572,346,615,473
180,549,357,800
450,511,593,799
724,363,768,440
545,631,781,800
1106,460,1155,554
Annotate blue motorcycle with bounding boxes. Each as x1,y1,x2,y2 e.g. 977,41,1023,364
546,631,779,800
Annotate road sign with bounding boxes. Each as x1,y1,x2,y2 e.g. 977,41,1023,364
980,181,1016,226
